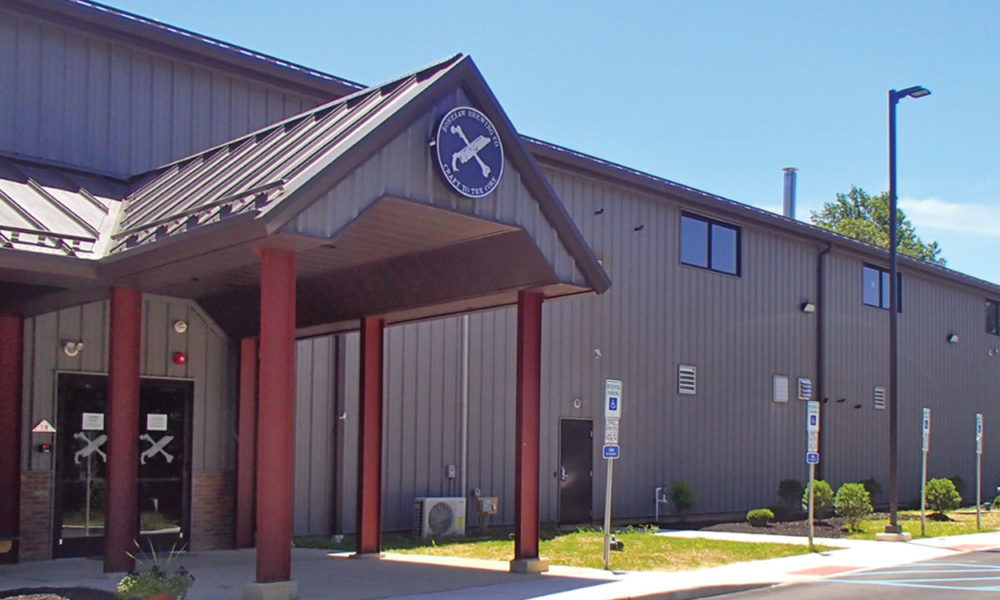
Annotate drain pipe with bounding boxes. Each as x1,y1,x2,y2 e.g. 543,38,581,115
815,242,833,481
460,315,470,499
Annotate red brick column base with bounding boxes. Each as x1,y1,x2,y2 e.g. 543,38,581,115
19,472,52,562
190,471,235,551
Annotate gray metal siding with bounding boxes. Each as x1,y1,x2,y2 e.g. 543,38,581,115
21,296,234,473
539,167,820,519
287,87,587,289
301,163,1000,531
0,9,323,176
293,336,337,536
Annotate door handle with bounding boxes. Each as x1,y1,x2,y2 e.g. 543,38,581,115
560,466,568,482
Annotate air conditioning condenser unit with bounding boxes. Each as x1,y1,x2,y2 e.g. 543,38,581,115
413,497,466,538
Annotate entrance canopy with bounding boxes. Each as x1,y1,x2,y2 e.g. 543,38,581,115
0,54,609,335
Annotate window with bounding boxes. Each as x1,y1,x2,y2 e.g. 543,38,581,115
987,299,1000,335
681,214,740,275
862,264,902,311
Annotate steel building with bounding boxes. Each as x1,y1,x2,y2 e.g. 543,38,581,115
2,1,998,595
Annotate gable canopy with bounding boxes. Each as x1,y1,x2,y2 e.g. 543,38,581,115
0,55,609,336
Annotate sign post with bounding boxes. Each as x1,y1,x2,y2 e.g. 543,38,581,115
603,379,622,570
806,400,820,548
977,413,984,530
921,408,931,536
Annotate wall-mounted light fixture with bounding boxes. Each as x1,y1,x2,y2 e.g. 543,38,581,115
572,397,583,409
946,333,959,344
173,320,188,334
801,302,816,313
62,340,84,357
593,349,602,360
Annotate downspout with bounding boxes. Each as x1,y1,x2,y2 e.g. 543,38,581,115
815,242,833,481
460,314,470,500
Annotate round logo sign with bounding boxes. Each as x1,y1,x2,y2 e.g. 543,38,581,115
434,106,503,198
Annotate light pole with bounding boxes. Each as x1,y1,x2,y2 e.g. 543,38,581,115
886,85,930,534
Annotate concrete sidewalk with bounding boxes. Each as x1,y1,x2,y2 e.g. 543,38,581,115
2,530,1000,600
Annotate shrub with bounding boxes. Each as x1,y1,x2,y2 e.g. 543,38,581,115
859,478,882,502
925,477,961,514
777,479,803,508
993,495,1000,510
670,479,696,513
801,480,833,517
835,482,873,531
746,508,774,527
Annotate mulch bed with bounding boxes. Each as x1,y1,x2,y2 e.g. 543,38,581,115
0,588,116,600
695,515,851,538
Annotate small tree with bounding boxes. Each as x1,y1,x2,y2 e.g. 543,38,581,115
801,479,833,518
925,477,961,515
835,482,873,531
670,479,696,513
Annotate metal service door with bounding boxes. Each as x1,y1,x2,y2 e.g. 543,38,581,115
54,374,192,558
559,419,593,524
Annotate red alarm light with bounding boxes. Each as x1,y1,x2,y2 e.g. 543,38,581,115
173,352,187,365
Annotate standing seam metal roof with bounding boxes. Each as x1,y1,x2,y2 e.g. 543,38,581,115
0,156,124,258
111,55,465,254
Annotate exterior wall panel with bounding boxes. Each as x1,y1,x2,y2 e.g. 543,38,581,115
0,9,325,176
20,296,233,473
293,336,337,536
287,88,588,289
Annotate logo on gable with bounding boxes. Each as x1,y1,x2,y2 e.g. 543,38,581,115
434,106,503,198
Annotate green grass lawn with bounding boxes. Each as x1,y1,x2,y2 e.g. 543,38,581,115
296,526,827,572
847,509,1000,540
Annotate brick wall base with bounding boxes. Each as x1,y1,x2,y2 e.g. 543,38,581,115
190,470,234,551
19,472,52,562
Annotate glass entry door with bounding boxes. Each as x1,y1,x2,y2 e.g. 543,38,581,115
54,374,192,558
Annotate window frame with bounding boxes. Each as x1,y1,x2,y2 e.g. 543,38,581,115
680,213,741,276
987,299,1000,336
862,264,902,311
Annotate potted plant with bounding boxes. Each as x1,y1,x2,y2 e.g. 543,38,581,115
117,541,194,600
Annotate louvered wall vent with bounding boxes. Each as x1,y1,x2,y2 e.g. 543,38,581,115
678,365,697,395
798,378,813,400
874,386,886,410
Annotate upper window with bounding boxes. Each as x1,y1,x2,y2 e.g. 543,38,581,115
862,264,902,311
680,214,740,276
987,299,1000,336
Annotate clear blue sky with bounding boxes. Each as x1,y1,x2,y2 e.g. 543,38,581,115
107,0,1000,285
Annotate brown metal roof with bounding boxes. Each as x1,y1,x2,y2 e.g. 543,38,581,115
112,55,465,254
0,156,124,258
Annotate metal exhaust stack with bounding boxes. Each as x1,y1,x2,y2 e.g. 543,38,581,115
783,167,798,219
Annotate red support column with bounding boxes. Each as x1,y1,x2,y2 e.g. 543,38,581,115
235,337,258,549
104,288,142,573
511,291,548,573
355,317,385,556
255,248,296,583
0,314,23,561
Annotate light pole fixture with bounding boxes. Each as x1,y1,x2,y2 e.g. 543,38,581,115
886,85,930,535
